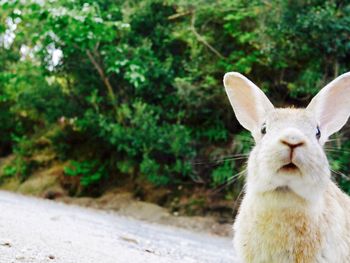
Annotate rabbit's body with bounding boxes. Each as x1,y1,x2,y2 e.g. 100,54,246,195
234,181,350,262
223,73,350,263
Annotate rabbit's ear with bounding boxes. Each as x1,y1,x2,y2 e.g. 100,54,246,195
224,72,274,134
306,72,350,139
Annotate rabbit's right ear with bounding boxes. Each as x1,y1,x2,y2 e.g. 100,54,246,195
224,72,274,135
306,72,350,140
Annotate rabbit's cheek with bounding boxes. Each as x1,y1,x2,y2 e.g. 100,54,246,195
278,147,293,164
294,143,327,173
260,143,291,171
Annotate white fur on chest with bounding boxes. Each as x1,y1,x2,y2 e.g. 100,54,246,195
233,183,350,263
233,191,322,263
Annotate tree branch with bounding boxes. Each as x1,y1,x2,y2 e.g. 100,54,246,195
190,12,225,59
168,11,192,20
86,49,117,105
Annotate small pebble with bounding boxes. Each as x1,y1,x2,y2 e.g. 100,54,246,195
1,242,12,247
120,236,138,244
48,255,55,259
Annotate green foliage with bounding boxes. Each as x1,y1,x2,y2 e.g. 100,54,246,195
0,0,350,197
64,160,106,187
79,100,195,186
211,161,235,187
140,155,169,186
2,165,17,178
1,157,30,182
2,136,37,181
257,1,350,100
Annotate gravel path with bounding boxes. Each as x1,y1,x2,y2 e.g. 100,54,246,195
0,191,237,263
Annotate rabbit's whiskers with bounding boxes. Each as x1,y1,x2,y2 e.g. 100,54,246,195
330,169,350,180
325,148,350,155
326,138,347,142
210,169,246,195
232,184,246,213
192,154,249,166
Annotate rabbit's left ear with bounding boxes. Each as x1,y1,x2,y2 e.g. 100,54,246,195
307,72,350,139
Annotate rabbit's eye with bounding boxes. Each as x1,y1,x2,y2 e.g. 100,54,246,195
316,126,321,140
261,123,266,135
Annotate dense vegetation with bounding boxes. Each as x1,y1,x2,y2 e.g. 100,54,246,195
1,0,350,209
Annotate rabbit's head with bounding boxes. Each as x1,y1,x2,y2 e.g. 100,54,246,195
224,72,350,202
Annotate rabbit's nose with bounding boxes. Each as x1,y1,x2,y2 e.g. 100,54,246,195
280,140,304,149
279,130,305,149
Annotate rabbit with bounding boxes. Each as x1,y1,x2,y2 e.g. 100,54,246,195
223,72,350,263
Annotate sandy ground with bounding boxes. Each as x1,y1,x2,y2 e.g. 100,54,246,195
0,191,238,263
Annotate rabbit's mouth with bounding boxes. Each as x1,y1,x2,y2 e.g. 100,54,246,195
279,162,299,173
275,185,291,192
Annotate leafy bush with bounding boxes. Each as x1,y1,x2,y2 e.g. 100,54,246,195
1,0,350,198
64,160,106,187
211,161,236,187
